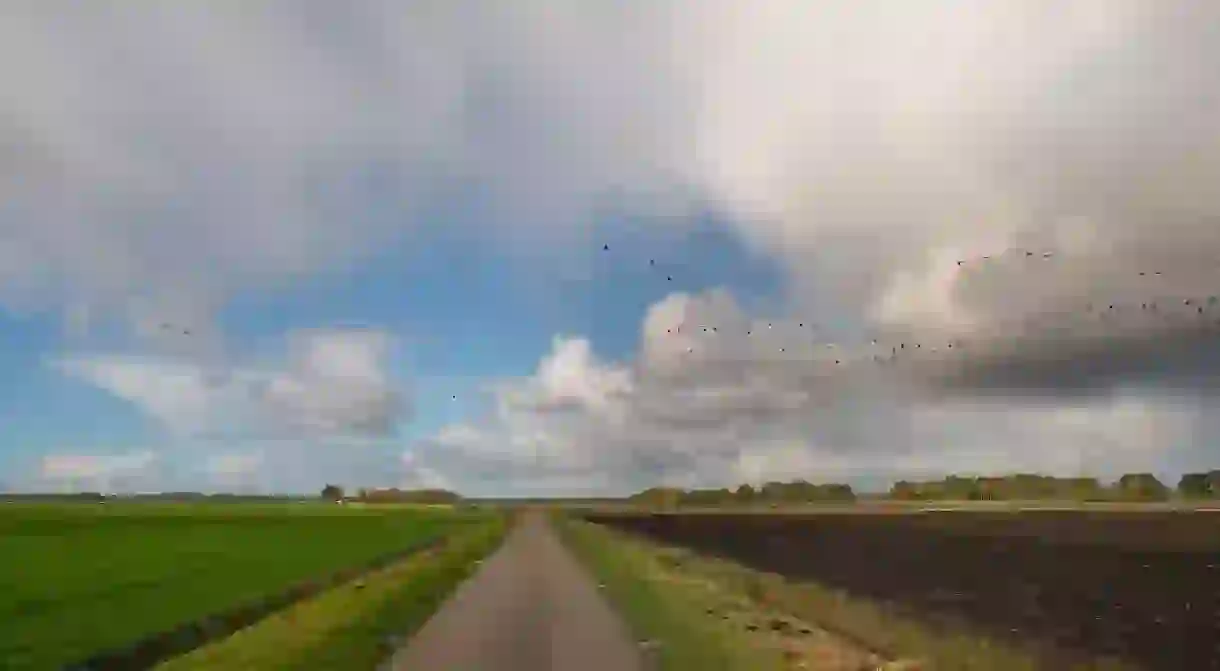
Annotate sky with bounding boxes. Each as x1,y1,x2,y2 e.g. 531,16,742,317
3,1,1220,496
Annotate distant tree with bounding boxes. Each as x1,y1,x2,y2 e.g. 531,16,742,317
629,487,682,510
886,474,1115,502
656,487,682,510
917,480,946,500
760,481,790,502
321,484,344,502
1005,473,1047,499
975,477,1006,500
785,480,817,502
890,480,919,500
402,489,462,504
1063,477,1105,501
821,483,856,502
942,475,979,500
1206,471,1220,497
734,483,757,503
1116,473,1169,501
1178,473,1212,498
680,488,731,506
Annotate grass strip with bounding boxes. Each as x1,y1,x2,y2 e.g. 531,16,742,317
555,513,784,670
156,513,508,671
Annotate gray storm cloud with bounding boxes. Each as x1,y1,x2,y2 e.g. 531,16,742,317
5,2,1220,377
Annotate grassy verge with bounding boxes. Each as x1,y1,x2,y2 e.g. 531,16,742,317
556,513,789,670
157,513,508,671
564,516,1139,671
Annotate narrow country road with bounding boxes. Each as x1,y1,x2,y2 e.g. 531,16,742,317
389,510,644,671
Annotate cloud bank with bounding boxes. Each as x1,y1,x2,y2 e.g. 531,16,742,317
404,291,1202,496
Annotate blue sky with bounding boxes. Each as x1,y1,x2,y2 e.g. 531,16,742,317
0,193,788,494
3,2,1220,496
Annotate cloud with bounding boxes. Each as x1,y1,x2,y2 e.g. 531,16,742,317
202,451,265,492
205,452,263,478
50,357,235,433
405,290,1202,495
683,2,1220,320
52,327,408,440
8,2,1220,492
6,2,1220,366
39,451,159,493
0,2,696,338
260,328,406,436
399,452,454,492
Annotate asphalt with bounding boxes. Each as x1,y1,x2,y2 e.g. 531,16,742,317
388,510,644,671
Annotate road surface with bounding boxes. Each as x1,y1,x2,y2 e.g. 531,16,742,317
389,510,644,671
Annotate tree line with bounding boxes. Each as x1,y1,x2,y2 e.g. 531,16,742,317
627,480,857,508
320,484,462,504
624,470,1220,508
889,471,1220,502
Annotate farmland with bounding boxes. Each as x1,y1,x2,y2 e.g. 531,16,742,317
583,510,1220,670
0,502,488,670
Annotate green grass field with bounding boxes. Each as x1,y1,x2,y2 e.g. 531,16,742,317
158,514,508,671
0,502,483,670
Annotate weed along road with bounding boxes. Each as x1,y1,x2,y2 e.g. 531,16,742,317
388,509,643,671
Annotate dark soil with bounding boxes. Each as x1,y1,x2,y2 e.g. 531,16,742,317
583,510,1220,671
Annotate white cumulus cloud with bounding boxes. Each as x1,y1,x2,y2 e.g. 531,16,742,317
51,328,408,440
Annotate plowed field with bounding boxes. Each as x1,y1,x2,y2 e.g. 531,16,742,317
583,510,1220,670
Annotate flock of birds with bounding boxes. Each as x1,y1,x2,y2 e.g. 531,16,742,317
150,243,1220,402
600,242,1220,375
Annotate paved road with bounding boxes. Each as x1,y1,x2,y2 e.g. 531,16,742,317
389,510,644,671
